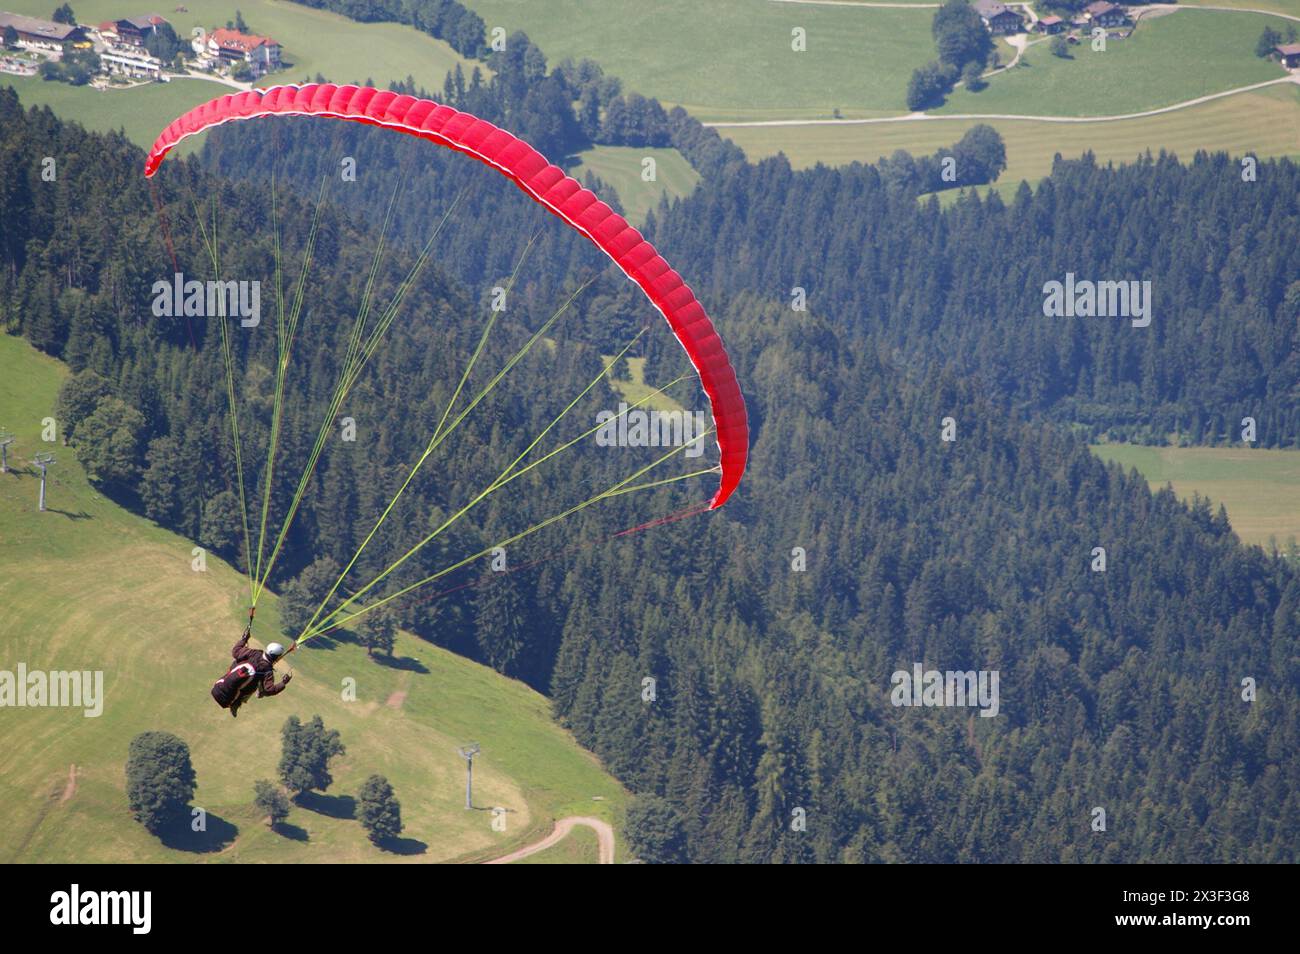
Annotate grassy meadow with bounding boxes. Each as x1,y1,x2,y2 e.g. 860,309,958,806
939,9,1292,117
0,332,624,863
462,0,936,120
1091,442,1300,547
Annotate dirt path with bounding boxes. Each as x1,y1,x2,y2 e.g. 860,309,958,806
60,764,78,803
707,74,1299,127
1152,3,1300,24
483,816,616,865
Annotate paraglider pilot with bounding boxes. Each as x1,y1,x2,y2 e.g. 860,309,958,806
211,627,292,717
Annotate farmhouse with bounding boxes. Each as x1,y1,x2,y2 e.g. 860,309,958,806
1276,43,1300,69
1084,2,1129,28
973,0,1024,35
199,27,281,75
102,14,168,46
0,12,88,50
1037,15,1066,35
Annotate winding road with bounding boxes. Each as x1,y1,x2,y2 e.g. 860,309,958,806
707,74,1300,127
483,816,616,864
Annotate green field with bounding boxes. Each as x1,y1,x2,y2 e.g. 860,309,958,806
722,82,1300,194
462,0,936,120
4,0,477,92
0,332,624,863
1184,0,1300,17
1090,443,1300,547
3,75,226,153
939,10,1291,117
571,144,700,224
602,356,688,413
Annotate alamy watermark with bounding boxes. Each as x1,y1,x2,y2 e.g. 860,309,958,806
49,885,150,934
1,664,103,717
151,272,261,327
891,664,1000,718
595,403,708,458
1042,273,1151,328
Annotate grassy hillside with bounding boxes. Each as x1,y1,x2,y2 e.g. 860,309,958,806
6,0,477,89
1184,0,1300,16
939,10,1291,117
2,0,478,151
2,76,225,154
721,82,1300,194
462,0,935,120
1090,442,1300,547
570,145,700,225
0,332,625,863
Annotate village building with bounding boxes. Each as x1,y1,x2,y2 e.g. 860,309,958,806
196,27,280,76
100,46,164,78
972,0,1025,35
1276,42,1300,69
1084,2,1129,29
1037,15,1066,35
0,11,88,50
97,15,168,47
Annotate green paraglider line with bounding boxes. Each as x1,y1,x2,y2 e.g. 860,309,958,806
189,189,257,609
299,431,715,643
174,167,720,655
296,232,553,640
252,189,464,605
298,331,684,640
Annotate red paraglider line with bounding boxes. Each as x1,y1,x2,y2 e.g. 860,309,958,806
142,82,748,509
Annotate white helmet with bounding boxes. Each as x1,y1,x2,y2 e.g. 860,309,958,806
265,642,287,661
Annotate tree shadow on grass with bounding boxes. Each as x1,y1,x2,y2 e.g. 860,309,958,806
272,821,309,842
299,633,339,652
156,810,238,853
296,791,355,819
372,653,429,673
375,835,427,855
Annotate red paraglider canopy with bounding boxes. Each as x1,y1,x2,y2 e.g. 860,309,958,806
144,83,748,508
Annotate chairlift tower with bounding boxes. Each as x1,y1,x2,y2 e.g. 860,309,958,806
0,430,13,473
32,453,54,511
457,743,480,810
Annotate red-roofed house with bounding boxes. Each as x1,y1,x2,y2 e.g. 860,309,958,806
1277,43,1300,68
1037,15,1066,34
201,27,280,75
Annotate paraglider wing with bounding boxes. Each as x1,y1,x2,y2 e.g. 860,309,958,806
144,83,748,508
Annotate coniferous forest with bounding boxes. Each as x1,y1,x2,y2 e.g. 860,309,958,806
3,58,1298,864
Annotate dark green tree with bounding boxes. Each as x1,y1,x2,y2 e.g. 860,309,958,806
278,557,342,638
626,794,687,863
74,397,146,488
126,731,197,835
1257,26,1282,58
54,369,112,441
357,774,403,844
278,715,345,798
254,779,291,827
